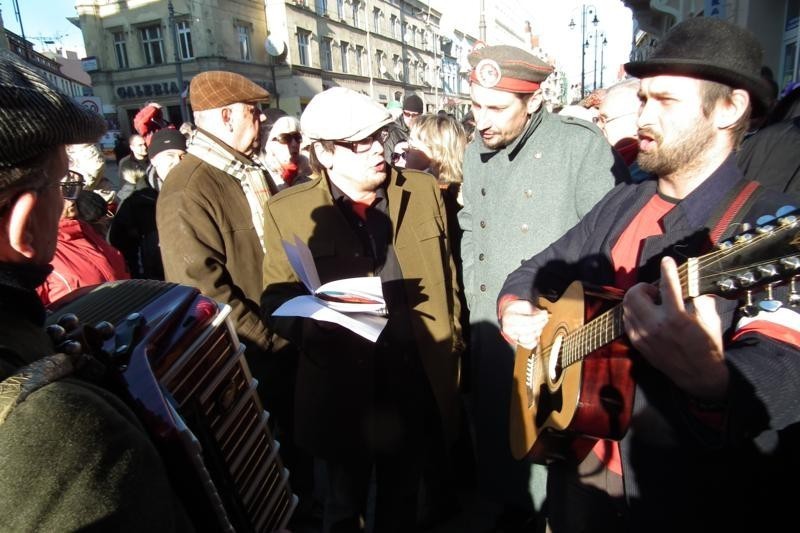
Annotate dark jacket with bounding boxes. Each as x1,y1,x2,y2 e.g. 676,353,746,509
0,265,192,531
500,156,800,532
383,114,409,162
109,181,163,280
261,168,463,460
738,116,800,198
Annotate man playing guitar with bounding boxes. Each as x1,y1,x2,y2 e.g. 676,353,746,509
498,18,800,533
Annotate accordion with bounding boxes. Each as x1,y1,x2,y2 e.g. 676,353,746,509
47,279,297,532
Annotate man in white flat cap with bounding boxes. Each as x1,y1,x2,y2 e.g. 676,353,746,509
261,87,463,533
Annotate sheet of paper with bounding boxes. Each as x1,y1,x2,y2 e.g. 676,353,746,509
272,295,387,342
281,236,321,293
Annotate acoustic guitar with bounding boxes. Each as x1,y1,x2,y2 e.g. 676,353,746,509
509,209,800,463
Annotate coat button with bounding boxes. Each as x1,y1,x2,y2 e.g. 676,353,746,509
525,189,533,198
520,223,529,233
480,284,487,292
481,188,487,196
479,253,485,261
534,152,542,159
480,220,486,228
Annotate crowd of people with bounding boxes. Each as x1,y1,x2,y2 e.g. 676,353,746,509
0,15,799,533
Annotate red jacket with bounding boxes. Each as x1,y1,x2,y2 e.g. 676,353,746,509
37,219,130,306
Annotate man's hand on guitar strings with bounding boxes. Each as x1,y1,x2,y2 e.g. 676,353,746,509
499,299,549,349
622,256,729,401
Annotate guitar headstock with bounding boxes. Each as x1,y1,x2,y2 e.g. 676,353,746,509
687,207,800,309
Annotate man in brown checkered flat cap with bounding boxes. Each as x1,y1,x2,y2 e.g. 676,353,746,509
157,71,278,368
459,44,630,531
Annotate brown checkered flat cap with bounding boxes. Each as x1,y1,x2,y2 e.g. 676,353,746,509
469,45,554,94
189,71,270,111
0,51,106,170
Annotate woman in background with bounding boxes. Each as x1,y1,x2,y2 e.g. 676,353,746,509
404,113,472,528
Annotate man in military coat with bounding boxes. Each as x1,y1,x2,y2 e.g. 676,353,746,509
458,44,630,530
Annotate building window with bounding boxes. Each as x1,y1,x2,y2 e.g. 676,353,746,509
355,45,364,75
337,0,344,19
235,24,252,61
176,21,194,60
340,41,349,73
140,25,165,65
352,1,361,28
390,15,398,39
320,37,332,70
410,25,416,47
402,22,409,43
392,54,400,79
113,31,129,69
373,8,381,33
315,0,327,16
297,29,311,66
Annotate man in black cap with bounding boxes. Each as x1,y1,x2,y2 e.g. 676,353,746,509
383,93,424,162
110,128,187,280
0,53,192,530
498,17,800,532
459,43,628,529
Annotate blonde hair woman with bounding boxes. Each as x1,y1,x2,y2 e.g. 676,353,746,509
406,114,468,190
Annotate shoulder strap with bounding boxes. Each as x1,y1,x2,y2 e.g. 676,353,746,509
708,180,762,245
0,352,77,425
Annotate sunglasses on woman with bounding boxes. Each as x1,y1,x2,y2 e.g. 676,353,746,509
274,132,303,145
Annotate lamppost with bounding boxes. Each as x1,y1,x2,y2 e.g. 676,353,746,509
600,34,608,88
590,30,606,91
168,0,188,123
569,5,598,99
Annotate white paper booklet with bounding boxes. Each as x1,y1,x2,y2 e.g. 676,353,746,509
271,236,388,342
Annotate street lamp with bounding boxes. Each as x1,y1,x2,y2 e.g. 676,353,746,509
600,35,608,88
168,0,188,123
568,5,598,99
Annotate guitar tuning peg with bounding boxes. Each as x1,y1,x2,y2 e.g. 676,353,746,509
741,290,759,317
790,277,800,307
758,283,783,313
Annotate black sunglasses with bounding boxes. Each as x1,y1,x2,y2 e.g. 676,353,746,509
274,132,303,144
390,151,406,163
61,170,85,200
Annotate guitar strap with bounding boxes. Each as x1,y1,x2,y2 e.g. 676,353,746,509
707,179,762,246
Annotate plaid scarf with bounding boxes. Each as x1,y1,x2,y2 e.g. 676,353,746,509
187,129,277,252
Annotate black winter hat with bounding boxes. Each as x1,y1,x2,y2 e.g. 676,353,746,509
403,94,424,113
75,190,108,223
0,51,106,173
148,128,187,160
625,17,771,113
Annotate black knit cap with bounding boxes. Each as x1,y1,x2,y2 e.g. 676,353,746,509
403,94,424,113
625,17,771,113
0,52,106,172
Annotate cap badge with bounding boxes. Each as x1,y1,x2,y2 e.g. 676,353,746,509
475,58,502,88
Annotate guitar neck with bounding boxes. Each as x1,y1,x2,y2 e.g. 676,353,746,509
560,304,625,369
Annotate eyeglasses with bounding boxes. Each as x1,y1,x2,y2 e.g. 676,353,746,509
334,128,390,154
594,111,638,127
274,132,303,145
390,151,406,163
61,170,84,200
403,111,420,119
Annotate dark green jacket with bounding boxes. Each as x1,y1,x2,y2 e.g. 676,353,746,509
0,271,192,531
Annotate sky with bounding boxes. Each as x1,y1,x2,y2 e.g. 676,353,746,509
3,0,633,89
2,0,87,56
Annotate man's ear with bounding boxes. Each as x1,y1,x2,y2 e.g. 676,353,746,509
715,88,750,130
314,142,335,170
526,90,544,114
6,191,38,259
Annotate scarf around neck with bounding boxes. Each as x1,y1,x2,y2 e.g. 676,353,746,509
188,129,277,251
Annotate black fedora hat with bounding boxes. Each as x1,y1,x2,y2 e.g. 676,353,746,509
625,17,771,113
